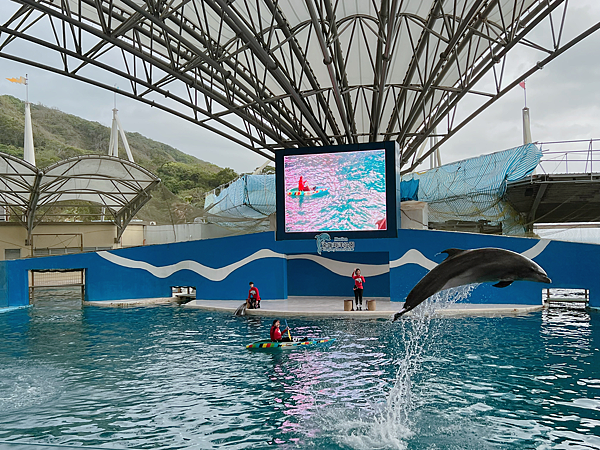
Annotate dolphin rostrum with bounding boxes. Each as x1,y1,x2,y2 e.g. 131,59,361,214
392,248,551,321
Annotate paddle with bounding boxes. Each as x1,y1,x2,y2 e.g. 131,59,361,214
284,319,292,341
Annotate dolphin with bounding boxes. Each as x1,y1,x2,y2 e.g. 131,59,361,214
392,248,551,321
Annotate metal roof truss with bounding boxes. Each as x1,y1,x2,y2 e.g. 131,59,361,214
1,0,599,172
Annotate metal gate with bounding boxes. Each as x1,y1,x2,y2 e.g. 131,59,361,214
543,288,589,308
29,269,85,304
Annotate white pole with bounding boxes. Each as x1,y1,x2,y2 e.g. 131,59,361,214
23,75,36,166
109,108,119,157
109,87,134,162
522,107,532,145
115,114,134,162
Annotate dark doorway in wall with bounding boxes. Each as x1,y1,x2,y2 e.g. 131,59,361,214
171,286,196,304
29,269,85,305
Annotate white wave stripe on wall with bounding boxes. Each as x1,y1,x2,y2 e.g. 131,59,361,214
97,240,551,281
389,240,550,271
286,254,388,277
389,249,438,270
97,249,286,281
520,239,550,259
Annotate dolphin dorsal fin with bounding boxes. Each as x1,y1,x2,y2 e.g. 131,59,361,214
493,280,514,288
441,248,467,259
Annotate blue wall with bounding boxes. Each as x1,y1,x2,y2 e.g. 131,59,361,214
1,229,599,309
0,261,8,308
287,252,390,297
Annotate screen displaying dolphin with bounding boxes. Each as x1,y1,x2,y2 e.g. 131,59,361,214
393,248,552,321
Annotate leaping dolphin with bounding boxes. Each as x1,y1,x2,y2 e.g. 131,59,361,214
392,248,551,321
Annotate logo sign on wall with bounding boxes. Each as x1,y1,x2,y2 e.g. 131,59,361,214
315,233,355,255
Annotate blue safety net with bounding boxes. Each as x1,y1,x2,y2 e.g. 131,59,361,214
401,143,542,234
204,174,276,229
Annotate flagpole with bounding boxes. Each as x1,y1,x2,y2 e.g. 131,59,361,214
519,80,527,108
25,74,28,104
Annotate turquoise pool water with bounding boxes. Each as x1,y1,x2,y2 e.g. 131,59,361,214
0,290,598,449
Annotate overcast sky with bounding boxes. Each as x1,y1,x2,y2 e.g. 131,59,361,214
1,1,599,174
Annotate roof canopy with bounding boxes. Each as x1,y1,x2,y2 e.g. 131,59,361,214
1,1,598,171
0,153,159,242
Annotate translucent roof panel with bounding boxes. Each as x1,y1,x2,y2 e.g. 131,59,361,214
0,153,38,208
0,153,159,239
2,0,591,172
40,156,159,210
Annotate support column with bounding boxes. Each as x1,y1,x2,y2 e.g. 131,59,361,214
522,107,532,145
24,102,36,166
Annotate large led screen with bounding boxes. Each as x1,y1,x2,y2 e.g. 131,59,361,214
276,142,397,240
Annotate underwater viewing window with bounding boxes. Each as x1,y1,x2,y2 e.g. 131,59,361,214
275,142,398,240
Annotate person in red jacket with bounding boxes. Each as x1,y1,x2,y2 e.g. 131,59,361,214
270,319,291,342
352,268,366,310
298,176,310,191
246,282,261,309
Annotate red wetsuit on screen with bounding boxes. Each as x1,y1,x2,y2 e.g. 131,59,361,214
298,176,310,191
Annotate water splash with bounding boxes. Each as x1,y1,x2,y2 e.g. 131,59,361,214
0,364,63,412
338,285,477,449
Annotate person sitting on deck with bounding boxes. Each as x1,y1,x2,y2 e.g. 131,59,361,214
270,319,292,342
247,282,261,309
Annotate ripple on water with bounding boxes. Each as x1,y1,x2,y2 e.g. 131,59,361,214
0,291,597,449
0,364,63,413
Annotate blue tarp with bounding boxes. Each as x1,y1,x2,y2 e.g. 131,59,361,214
204,174,276,219
404,143,541,201
401,143,542,234
400,179,419,201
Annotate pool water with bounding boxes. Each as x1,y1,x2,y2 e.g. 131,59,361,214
284,150,386,232
0,289,598,449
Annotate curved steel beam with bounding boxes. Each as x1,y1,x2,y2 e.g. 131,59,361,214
403,19,600,174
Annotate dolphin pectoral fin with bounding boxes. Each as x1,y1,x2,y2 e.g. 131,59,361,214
492,280,513,288
440,248,467,259
392,308,408,322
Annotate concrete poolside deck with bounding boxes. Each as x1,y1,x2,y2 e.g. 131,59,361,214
85,296,543,318
184,297,543,318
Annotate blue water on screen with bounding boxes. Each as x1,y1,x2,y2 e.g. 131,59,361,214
0,290,598,449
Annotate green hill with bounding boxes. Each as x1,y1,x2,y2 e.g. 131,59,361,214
0,95,238,223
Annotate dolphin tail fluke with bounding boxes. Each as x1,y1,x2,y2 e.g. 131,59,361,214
392,307,409,322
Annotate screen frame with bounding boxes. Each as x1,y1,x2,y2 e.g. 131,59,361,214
275,141,398,241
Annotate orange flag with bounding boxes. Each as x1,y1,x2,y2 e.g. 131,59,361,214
6,76,26,84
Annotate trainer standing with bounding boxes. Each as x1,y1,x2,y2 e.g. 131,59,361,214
352,268,365,310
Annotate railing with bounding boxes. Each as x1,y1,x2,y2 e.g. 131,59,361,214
537,138,600,175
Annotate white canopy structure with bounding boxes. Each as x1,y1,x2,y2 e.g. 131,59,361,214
0,153,159,242
1,1,599,172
